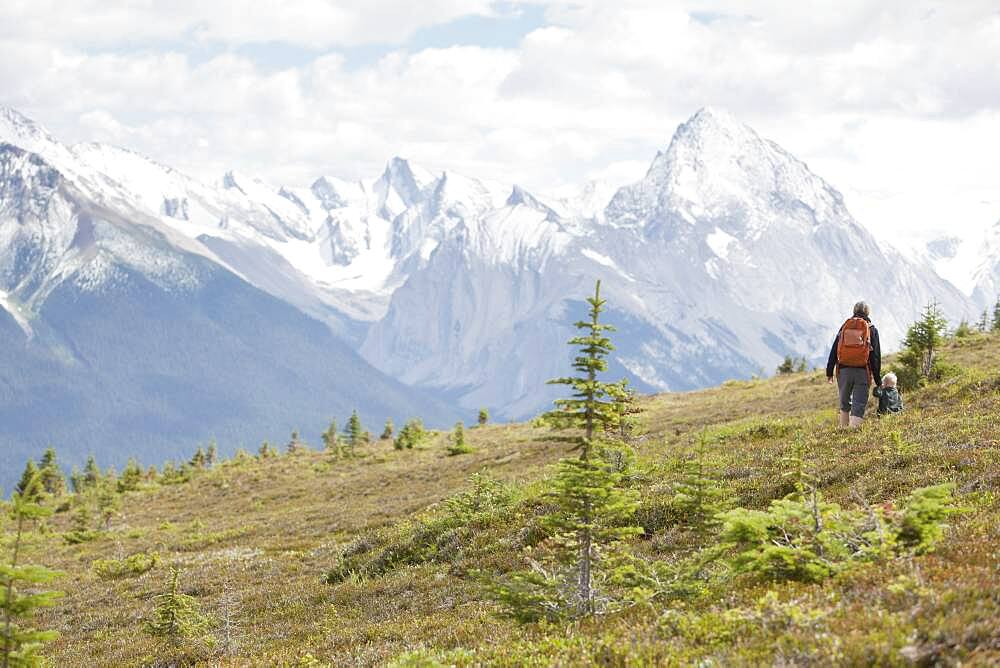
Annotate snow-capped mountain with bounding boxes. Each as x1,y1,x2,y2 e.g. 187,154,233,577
0,111,458,488
916,218,1000,311
0,105,978,482
364,108,972,414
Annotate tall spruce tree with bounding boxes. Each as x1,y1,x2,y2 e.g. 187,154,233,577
496,281,641,619
993,298,1000,331
1,472,64,667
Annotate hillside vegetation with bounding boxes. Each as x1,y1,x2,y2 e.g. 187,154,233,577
5,331,999,666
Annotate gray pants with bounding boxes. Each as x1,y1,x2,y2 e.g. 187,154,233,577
838,367,870,418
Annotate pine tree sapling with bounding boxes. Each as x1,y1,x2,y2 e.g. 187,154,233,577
82,456,101,491
993,297,1000,332
380,419,394,441
478,408,489,426
446,422,473,456
37,449,66,498
118,459,143,493
1,472,65,667
144,567,211,647
346,410,364,452
897,302,949,386
14,462,42,503
321,420,342,458
671,432,730,533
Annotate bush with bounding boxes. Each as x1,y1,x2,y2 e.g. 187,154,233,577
92,552,160,579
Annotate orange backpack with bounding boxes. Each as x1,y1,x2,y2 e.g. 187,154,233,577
836,317,871,369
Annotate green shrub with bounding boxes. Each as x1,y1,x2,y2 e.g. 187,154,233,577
92,552,160,579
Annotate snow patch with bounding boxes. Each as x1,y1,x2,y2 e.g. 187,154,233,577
706,227,737,260
581,248,636,282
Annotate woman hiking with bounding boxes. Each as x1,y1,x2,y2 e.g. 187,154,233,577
826,301,882,428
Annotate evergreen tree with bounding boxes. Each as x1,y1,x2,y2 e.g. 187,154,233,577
394,419,427,450
346,410,363,451
82,456,101,491
993,298,1000,331
14,463,42,503
896,301,949,386
257,442,274,459
977,309,990,332
190,447,206,469
953,319,972,338
478,408,489,426
37,449,65,498
144,567,210,647
446,422,473,456
321,420,342,458
95,481,120,531
605,380,642,444
495,281,642,618
206,441,218,467
1,472,64,666
63,502,97,545
380,419,394,441
671,432,730,533
286,431,304,454
68,467,84,495
118,459,143,493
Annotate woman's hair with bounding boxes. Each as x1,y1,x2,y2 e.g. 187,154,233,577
883,372,897,387
853,301,871,318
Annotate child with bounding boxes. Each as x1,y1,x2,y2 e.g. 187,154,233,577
873,372,903,416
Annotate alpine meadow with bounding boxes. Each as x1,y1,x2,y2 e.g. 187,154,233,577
2,2,1000,667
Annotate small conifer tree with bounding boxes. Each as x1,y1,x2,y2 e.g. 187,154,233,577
118,459,143,493
286,431,304,454
346,410,363,451
14,462,42,503
63,501,97,545
446,422,473,456
144,567,210,647
671,432,730,533
1,472,64,666
206,441,217,466
37,448,66,498
380,419,394,440
321,420,342,458
953,319,972,338
95,480,121,531
494,281,642,619
69,466,84,495
477,408,489,426
993,297,1000,331
895,301,949,388
190,447,206,469
82,456,101,491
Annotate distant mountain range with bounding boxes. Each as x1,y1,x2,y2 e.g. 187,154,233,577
0,105,991,487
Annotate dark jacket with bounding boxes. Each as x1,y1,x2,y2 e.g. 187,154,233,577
826,316,882,385
873,386,903,415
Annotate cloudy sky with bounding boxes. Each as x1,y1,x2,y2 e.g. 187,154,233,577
2,0,999,247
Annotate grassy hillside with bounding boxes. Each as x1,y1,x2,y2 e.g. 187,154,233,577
8,332,1000,666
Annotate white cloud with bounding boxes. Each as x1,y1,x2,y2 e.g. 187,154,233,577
1,0,999,242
